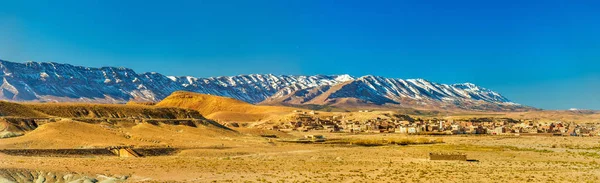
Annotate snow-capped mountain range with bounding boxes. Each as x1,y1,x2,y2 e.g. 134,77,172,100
0,59,523,110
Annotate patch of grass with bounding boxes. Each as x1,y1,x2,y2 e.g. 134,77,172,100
578,152,600,158
333,137,444,147
434,144,552,153
390,138,444,145
350,139,388,146
434,144,504,151
500,146,553,153
559,144,600,150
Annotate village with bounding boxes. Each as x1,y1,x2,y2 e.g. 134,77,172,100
265,110,600,137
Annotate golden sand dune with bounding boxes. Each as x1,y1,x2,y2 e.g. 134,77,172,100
156,91,299,122
0,119,240,149
124,122,238,146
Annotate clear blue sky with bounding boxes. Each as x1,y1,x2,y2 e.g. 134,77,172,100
0,0,598,110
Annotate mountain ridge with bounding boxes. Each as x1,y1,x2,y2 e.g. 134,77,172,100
0,59,523,111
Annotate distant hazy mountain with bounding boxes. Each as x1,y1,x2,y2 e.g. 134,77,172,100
0,59,524,111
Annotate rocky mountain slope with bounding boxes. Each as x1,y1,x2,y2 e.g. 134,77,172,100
0,59,522,110
261,75,520,110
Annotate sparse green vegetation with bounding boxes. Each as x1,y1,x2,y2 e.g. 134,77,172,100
578,152,600,158
500,146,554,153
329,137,444,146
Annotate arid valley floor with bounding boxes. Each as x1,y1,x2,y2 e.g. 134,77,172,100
1,93,599,182
2,125,600,182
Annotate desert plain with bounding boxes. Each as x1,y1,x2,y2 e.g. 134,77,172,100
0,92,599,182
2,129,600,182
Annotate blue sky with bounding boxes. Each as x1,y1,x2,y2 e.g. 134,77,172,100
0,0,599,109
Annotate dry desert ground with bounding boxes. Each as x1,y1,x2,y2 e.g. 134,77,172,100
2,123,600,183
0,97,599,182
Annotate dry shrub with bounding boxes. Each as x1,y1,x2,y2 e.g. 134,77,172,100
349,137,444,146
351,139,389,146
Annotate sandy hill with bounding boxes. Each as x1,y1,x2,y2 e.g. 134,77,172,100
0,119,146,148
0,119,238,149
0,100,236,141
155,92,442,125
156,91,300,122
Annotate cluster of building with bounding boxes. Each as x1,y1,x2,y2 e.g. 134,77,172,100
270,111,600,136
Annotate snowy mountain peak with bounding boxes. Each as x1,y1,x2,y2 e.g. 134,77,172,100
0,59,521,110
334,74,354,82
452,82,479,89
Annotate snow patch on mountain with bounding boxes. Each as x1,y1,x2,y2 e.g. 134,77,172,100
0,59,519,110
